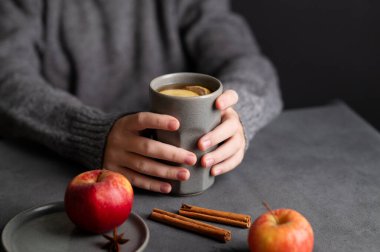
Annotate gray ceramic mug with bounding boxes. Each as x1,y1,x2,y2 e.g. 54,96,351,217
149,72,223,195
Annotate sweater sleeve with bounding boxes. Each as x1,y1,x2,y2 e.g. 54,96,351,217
179,0,283,144
0,1,119,168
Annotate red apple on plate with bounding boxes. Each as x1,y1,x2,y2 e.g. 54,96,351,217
248,204,314,252
64,169,134,234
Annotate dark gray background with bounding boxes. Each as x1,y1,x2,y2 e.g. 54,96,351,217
231,0,380,130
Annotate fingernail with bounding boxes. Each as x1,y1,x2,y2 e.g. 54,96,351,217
177,170,190,181
185,154,196,165
202,139,211,150
204,158,214,168
218,100,224,109
160,183,171,193
168,120,178,130
213,168,221,176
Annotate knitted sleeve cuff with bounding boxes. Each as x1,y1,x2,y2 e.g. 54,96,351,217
58,108,125,169
223,80,283,151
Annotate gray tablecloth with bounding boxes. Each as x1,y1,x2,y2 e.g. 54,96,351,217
1,103,380,251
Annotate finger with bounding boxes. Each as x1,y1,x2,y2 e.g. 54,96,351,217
102,162,120,172
124,112,180,131
210,147,245,176
126,134,197,165
198,112,240,151
122,152,190,181
220,106,239,118
215,90,239,110
201,133,241,168
112,166,172,193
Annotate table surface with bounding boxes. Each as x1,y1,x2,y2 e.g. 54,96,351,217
1,103,380,252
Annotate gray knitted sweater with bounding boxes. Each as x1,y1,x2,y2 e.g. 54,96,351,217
0,0,282,168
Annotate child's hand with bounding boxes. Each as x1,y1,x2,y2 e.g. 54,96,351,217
103,112,197,194
198,90,246,176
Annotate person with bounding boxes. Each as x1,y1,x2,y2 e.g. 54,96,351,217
0,0,282,193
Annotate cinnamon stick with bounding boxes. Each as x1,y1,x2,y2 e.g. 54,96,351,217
179,204,252,228
149,208,231,242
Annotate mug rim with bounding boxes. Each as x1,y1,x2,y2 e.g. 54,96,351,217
150,72,223,100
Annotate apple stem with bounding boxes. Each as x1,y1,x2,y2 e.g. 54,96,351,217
262,201,279,224
96,171,104,183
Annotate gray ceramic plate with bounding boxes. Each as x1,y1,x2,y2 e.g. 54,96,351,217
1,202,149,252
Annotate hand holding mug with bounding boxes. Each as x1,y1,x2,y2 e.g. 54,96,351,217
198,90,246,176
102,112,197,194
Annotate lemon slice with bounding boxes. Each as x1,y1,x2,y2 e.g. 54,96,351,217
159,89,199,97
185,85,211,96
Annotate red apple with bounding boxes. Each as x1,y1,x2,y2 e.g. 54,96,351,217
64,169,134,234
248,208,314,252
